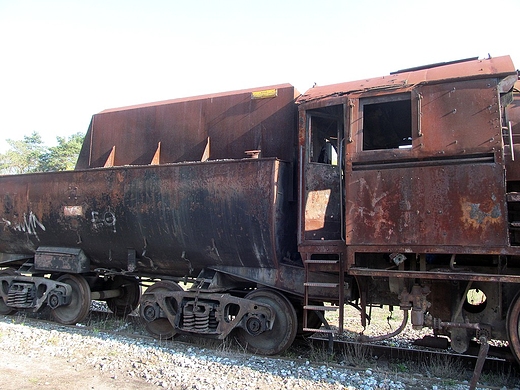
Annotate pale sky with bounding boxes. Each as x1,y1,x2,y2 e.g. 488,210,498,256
1,0,519,151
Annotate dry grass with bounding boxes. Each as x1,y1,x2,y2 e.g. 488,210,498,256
420,353,465,379
479,366,520,388
323,303,432,343
339,341,373,367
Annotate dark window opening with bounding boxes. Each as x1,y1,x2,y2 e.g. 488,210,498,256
363,99,412,151
308,105,343,164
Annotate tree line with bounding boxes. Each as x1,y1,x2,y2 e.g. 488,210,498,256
0,131,84,175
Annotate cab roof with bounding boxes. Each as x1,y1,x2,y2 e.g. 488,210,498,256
297,55,516,104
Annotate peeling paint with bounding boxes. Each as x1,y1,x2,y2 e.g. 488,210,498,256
461,197,501,229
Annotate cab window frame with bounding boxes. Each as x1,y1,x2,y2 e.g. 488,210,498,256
359,93,412,152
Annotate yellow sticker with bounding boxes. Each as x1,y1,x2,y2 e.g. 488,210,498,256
251,89,278,99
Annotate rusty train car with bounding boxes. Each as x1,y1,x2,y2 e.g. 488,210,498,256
2,55,520,358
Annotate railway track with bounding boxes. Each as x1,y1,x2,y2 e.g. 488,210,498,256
310,335,516,372
306,335,519,389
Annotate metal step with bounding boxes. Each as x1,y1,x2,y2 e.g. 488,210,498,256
304,305,338,312
303,282,338,288
304,259,339,264
303,327,335,334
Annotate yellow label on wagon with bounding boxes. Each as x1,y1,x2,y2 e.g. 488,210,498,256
251,89,278,99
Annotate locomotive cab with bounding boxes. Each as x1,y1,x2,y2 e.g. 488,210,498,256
297,56,520,361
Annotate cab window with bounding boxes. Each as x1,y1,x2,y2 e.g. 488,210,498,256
308,105,343,164
361,95,412,151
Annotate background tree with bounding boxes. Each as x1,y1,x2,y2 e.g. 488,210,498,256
38,132,85,172
0,131,85,174
0,131,45,174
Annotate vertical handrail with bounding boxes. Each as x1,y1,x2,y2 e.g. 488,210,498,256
502,121,515,161
347,99,354,143
339,254,345,333
298,146,304,243
417,92,423,137
339,137,345,242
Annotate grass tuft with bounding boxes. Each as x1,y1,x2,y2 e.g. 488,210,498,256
420,353,465,379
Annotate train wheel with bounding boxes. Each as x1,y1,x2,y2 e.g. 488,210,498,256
0,268,16,315
143,281,182,339
237,288,297,355
51,274,91,325
106,276,141,317
507,291,520,364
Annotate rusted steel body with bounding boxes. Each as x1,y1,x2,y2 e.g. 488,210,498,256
505,80,520,181
3,56,520,362
0,84,299,277
298,56,516,104
298,56,520,274
76,84,297,168
0,158,296,279
296,56,520,358
297,55,518,258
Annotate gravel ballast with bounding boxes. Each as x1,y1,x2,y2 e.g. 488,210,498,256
0,314,505,390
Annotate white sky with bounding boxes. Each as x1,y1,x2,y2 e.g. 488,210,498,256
1,0,519,151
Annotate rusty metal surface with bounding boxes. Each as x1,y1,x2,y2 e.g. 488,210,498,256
140,289,275,339
76,84,298,169
348,268,520,283
505,80,520,180
0,158,296,278
0,275,72,311
303,163,342,241
346,78,503,164
506,80,520,135
34,247,89,273
297,56,516,104
346,161,507,247
414,79,502,158
341,68,511,250
210,263,350,301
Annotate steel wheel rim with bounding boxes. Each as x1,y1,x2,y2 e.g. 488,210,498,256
238,288,297,355
51,274,91,325
507,291,520,364
106,276,141,317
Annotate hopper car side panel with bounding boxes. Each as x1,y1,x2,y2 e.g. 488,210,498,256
0,159,296,277
76,84,298,168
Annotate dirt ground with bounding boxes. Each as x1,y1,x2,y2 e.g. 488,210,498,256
0,352,160,390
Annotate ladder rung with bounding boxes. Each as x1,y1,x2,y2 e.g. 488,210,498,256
304,282,338,288
304,259,339,264
304,305,337,311
303,327,335,334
